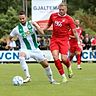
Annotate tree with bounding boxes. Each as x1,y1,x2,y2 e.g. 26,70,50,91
73,9,96,35
0,0,23,14
68,0,96,15
0,7,18,38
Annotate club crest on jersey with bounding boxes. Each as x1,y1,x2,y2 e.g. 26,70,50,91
26,31,30,36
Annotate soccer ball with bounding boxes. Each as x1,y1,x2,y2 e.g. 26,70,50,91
12,76,24,86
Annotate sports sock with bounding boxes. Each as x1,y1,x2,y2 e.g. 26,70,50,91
19,57,30,78
54,59,64,75
76,54,81,65
44,65,54,82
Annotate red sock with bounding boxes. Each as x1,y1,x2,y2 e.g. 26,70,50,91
54,59,64,75
69,55,74,61
62,59,71,68
76,54,81,65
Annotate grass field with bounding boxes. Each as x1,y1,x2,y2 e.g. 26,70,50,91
0,62,96,96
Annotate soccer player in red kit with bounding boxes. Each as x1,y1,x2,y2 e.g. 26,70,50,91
44,3,80,82
69,19,84,70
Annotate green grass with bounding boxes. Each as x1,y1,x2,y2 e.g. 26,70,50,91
0,63,96,96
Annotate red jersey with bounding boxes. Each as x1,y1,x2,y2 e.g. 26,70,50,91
48,13,76,38
69,26,83,45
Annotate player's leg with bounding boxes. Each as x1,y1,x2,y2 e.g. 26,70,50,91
76,46,82,70
69,53,75,61
76,51,82,70
50,39,67,83
69,46,75,61
61,55,73,78
19,51,31,83
59,39,73,78
31,48,60,84
40,59,60,84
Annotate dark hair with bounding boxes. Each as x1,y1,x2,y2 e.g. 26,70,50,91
18,10,26,15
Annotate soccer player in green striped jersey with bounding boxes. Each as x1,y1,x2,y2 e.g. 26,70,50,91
9,11,59,84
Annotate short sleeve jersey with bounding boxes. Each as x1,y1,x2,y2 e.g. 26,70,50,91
10,21,38,50
48,13,76,38
69,26,83,44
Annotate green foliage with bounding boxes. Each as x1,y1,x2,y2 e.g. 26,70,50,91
68,0,96,15
0,0,23,14
0,0,96,38
73,9,96,35
0,7,18,38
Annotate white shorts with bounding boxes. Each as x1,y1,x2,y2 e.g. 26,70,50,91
19,48,47,62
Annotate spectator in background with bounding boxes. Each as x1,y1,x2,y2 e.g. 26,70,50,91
7,38,16,50
0,38,8,50
15,38,21,50
39,37,47,50
44,36,50,50
91,35,96,52
83,33,91,50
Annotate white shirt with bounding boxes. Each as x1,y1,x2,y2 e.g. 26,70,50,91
10,22,38,50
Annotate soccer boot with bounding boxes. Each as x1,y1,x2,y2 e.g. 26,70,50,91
68,68,73,78
77,66,82,70
62,77,68,83
23,77,31,83
50,80,60,85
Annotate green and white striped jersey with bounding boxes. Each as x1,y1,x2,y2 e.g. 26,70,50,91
10,21,38,50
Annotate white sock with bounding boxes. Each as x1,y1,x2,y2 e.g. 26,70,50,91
19,57,30,78
44,65,54,82
77,65,81,68
62,74,67,78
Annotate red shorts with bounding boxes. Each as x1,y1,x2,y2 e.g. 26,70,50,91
50,38,69,55
70,44,81,53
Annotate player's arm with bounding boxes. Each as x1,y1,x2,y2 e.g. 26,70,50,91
43,14,53,32
69,35,75,38
69,17,81,44
72,28,81,44
32,22,44,35
43,23,51,32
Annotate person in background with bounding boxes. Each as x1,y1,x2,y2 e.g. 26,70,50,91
7,38,16,50
15,38,21,50
8,10,59,84
91,35,96,56
69,19,84,70
43,3,80,82
83,33,91,50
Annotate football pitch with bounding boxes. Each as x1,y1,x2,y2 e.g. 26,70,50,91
0,62,96,96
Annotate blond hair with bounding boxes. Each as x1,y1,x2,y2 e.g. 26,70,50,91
59,2,67,7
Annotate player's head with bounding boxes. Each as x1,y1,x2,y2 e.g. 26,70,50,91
18,11,27,25
58,3,67,16
75,20,80,26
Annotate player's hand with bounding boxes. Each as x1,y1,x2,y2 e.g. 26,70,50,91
32,22,39,27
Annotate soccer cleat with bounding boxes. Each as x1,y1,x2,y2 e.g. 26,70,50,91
62,77,68,83
50,80,60,85
23,77,31,83
68,68,73,78
77,67,82,70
